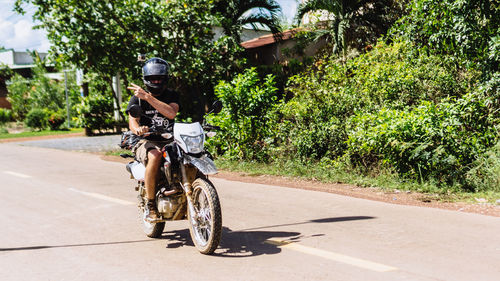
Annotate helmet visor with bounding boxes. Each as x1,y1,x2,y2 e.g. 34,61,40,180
143,63,169,76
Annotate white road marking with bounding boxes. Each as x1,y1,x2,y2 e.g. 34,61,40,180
68,188,135,206
265,239,398,272
3,171,32,178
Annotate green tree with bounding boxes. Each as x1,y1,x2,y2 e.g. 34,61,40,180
7,52,77,127
294,0,403,58
213,0,283,42
14,0,162,119
208,68,279,160
15,0,245,120
394,0,499,76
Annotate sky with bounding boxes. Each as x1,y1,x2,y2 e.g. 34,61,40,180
0,0,298,53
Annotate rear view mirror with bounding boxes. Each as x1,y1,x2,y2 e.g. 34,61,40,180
210,101,223,114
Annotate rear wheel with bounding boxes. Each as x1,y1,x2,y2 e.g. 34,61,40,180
188,178,222,254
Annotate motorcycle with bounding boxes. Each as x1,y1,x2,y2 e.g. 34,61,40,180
122,101,223,254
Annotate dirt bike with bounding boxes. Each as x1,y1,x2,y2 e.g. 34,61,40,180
123,101,223,254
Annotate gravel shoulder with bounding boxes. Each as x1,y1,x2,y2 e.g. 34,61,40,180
4,133,499,217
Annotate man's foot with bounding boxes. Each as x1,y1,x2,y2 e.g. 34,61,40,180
145,201,160,223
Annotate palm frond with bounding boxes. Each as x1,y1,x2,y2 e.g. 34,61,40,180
294,0,342,26
239,13,282,36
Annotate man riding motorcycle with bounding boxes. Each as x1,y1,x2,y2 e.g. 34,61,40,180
126,57,180,222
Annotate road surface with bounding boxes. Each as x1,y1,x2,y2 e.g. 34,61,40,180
0,143,499,281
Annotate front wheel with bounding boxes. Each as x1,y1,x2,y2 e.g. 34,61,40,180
188,178,222,254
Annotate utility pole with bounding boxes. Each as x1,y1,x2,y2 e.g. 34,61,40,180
112,73,122,121
64,70,71,128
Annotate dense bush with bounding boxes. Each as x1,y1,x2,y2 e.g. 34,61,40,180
207,68,280,160
6,56,79,125
347,94,497,187
275,42,477,160
75,93,116,134
243,40,498,191
0,108,13,124
465,140,500,192
47,110,66,130
24,108,49,131
6,73,31,119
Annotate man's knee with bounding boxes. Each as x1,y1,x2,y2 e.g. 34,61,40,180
147,149,162,164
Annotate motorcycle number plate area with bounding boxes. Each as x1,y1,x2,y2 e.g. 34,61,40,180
130,161,146,180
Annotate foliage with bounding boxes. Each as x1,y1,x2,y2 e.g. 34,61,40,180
15,0,157,78
74,91,115,134
47,110,66,130
393,0,499,76
213,0,283,42
347,95,497,188
267,41,497,191
16,0,247,120
155,1,246,119
207,68,280,160
0,108,13,124
6,74,31,119
277,41,473,159
0,63,13,77
6,54,77,122
465,140,500,192
24,108,49,131
294,0,405,57
23,107,66,131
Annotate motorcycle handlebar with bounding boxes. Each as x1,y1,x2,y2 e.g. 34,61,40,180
142,123,219,137
142,124,173,137
203,124,221,131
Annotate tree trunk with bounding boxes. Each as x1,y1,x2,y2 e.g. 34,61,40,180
109,77,125,122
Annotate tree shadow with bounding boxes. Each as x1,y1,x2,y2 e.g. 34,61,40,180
160,216,375,257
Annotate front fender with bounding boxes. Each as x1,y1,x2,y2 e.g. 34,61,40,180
184,154,218,175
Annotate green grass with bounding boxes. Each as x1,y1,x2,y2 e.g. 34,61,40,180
0,128,84,139
105,148,133,157
215,158,500,203
99,148,500,204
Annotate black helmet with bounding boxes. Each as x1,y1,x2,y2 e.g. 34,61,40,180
142,57,170,95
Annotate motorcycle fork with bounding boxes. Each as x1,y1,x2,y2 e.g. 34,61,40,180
180,164,199,225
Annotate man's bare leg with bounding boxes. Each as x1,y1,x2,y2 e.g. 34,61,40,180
144,149,162,221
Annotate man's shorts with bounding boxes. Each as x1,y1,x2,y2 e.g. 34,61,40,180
132,139,170,165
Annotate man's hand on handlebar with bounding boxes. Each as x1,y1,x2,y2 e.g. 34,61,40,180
135,126,149,136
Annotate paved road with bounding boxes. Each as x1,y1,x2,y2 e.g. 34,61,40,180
0,142,499,281
18,134,121,152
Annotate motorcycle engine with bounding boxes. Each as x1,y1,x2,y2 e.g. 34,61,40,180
157,195,181,219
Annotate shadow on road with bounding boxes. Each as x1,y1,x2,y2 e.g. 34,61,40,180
160,216,375,257
0,239,155,252
235,216,376,232
1,216,375,255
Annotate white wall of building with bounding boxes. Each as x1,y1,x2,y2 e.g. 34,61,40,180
0,49,47,67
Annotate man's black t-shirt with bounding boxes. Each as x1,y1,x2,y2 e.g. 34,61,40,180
126,89,180,141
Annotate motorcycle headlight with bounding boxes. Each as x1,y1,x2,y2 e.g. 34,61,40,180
180,134,204,154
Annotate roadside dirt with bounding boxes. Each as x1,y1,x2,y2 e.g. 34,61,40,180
3,132,498,217
102,154,500,217
0,132,85,143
